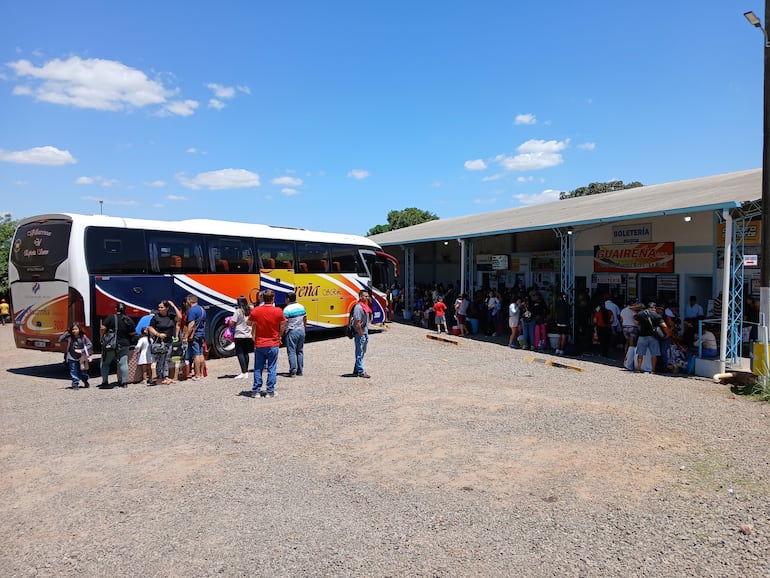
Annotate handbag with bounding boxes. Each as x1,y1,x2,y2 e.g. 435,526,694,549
150,338,168,356
102,314,118,351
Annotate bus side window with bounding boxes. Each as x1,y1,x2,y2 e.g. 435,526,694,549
215,259,230,272
159,255,182,270
262,257,275,269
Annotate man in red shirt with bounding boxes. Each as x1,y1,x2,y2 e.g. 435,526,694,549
244,289,287,398
433,296,448,334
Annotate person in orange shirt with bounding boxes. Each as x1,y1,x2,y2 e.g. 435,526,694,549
244,290,287,398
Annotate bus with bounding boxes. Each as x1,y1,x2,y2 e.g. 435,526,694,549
9,213,399,358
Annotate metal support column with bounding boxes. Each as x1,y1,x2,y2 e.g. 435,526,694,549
555,227,576,343
463,240,475,296
403,246,415,315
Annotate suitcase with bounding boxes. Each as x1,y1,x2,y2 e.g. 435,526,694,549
127,348,144,384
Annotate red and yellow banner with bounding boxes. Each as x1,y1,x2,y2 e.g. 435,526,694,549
593,242,674,273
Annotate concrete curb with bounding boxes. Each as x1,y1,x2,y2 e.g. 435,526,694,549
426,334,460,345
524,355,585,372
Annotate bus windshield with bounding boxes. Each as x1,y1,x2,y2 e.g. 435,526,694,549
11,219,72,281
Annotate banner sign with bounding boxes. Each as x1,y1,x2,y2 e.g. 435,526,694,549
718,220,760,244
612,223,652,244
594,242,674,273
491,255,509,270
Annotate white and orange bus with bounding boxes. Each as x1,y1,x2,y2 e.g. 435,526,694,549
9,213,399,357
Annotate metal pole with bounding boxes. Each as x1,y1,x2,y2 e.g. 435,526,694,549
761,0,770,333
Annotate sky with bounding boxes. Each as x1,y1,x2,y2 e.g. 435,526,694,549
0,1,767,236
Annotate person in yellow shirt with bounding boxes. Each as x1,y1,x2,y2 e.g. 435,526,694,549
0,299,9,326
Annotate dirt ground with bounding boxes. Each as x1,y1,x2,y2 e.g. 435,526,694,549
1,322,769,576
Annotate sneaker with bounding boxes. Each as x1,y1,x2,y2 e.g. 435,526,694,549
147,380,158,386
267,391,276,397
239,390,257,398
288,372,296,378
357,372,371,379
68,384,79,389
82,382,90,388
234,373,245,380
296,372,303,376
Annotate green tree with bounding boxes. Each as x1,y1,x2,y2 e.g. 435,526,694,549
559,180,643,200
0,213,18,297
366,207,439,236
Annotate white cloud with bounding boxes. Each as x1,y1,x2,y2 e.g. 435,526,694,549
494,138,570,172
473,197,497,205
207,83,235,99
186,148,197,154
347,169,370,180
272,176,303,186
7,56,176,112
578,142,596,151
513,189,561,205
464,159,487,171
514,113,536,125
162,99,199,117
166,194,188,201
516,176,534,183
177,168,261,190
75,175,117,187
208,98,225,110
281,188,299,196
145,180,166,187
237,85,251,95
481,174,503,182
0,145,76,165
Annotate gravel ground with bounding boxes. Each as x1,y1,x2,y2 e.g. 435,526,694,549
1,321,769,577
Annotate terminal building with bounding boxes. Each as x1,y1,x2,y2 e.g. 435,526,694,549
370,169,762,372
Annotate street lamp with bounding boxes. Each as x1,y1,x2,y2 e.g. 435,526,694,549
744,5,770,328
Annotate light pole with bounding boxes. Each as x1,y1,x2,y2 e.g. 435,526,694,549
745,5,770,328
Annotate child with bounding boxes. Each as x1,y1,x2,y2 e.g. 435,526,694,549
433,297,448,334
135,326,155,385
58,322,93,389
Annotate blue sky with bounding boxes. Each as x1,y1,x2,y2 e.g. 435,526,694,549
0,1,766,235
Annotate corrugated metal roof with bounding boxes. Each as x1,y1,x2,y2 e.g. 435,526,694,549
370,169,760,246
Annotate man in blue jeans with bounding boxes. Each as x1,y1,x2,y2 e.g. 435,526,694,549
245,289,287,397
283,291,307,377
184,294,207,381
352,289,372,378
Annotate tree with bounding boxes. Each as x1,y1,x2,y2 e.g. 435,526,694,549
559,180,643,200
0,213,18,297
366,207,439,236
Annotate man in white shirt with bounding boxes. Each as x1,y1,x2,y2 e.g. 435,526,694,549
619,299,639,355
604,295,622,341
684,295,704,320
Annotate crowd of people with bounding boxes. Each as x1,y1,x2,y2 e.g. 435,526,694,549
398,282,730,375
59,288,375,395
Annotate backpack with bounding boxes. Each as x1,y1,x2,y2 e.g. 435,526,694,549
346,305,358,339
